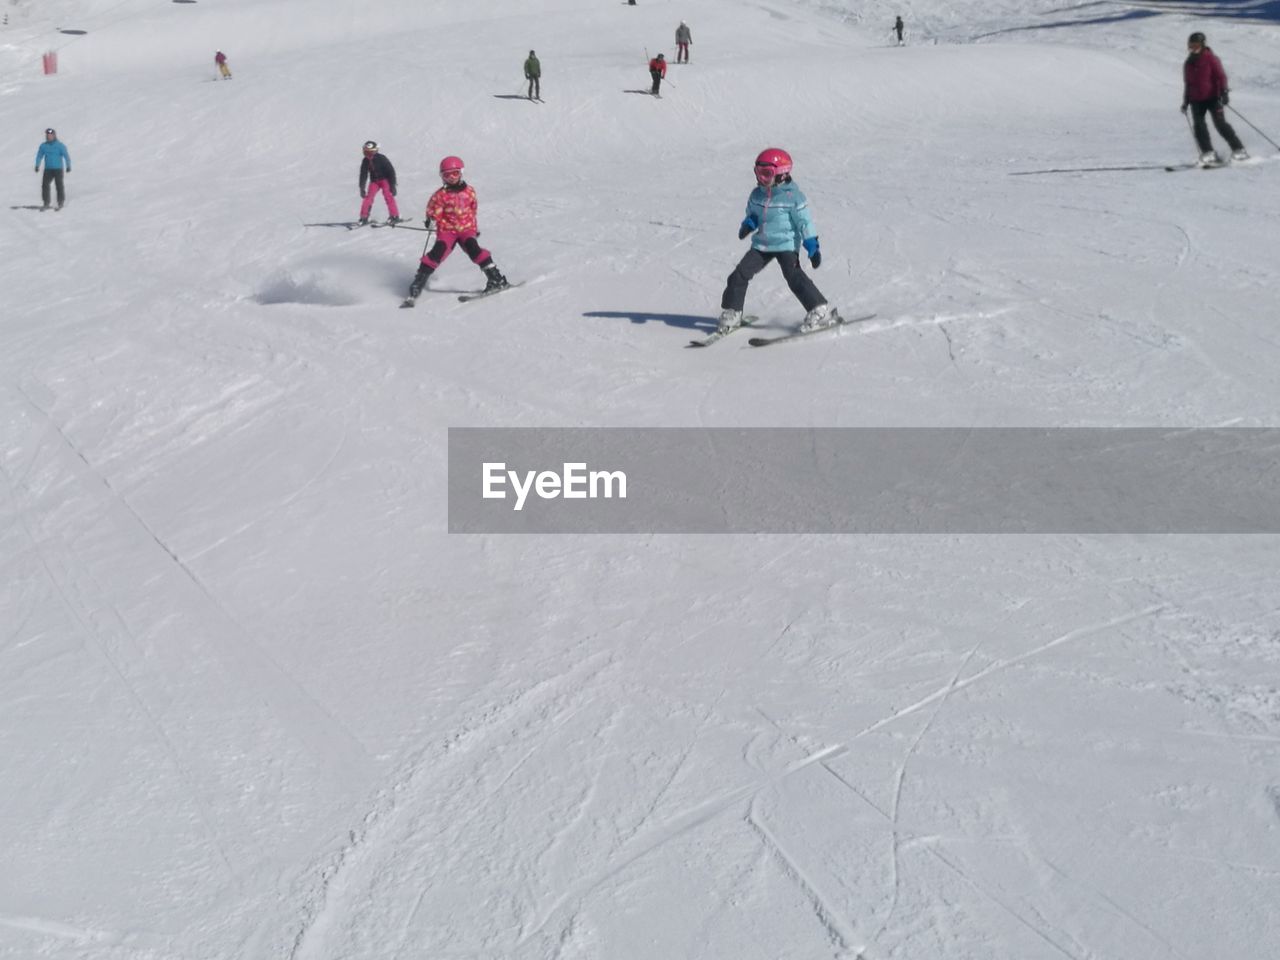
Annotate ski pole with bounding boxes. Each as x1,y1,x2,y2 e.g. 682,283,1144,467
1184,109,1199,158
1227,104,1280,152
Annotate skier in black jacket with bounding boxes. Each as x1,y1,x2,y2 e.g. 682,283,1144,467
358,141,401,225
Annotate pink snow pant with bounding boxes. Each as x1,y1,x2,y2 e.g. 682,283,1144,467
420,230,491,269
360,179,399,219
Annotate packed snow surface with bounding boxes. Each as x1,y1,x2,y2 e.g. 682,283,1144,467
2,1,1278,959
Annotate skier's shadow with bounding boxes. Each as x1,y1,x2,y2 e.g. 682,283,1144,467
623,89,659,96
584,310,712,331
493,94,534,101
9,204,46,210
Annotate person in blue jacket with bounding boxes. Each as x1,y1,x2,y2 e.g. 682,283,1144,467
717,147,833,334
34,128,71,210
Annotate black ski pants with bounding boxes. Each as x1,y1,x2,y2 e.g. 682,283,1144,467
650,69,663,95
721,248,826,313
41,169,65,207
527,76,540,99
1190,99,1243,154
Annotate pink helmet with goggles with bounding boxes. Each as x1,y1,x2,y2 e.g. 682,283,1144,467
754,147,793,186
439,156,465,183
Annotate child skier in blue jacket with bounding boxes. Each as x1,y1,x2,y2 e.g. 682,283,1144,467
717,147,834,334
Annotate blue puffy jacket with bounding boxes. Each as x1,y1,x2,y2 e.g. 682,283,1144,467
742,180,816,252
35,140,71,171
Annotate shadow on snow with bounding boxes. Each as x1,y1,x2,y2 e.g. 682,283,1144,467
583,310,713,331
974,0,1280,38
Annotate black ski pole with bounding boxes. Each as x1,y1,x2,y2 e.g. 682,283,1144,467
1184,110,1199,159
1227,104,1280,152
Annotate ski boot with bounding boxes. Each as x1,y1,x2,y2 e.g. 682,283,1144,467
1198,151,1221,167
1232,149,1250,161
358,216,369,225
401,264,434,306
716,308,743,334
799,303,837,333
386,216,403,225
482,264,509,293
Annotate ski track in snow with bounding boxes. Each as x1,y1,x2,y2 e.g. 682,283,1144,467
852,604,1168,742
288,649,622,960
3,385,376,786
747,796,869,959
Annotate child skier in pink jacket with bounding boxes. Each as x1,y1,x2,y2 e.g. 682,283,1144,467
402,156,509,306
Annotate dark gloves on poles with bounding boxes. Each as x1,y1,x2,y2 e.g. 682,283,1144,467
803,236,821,269
360,189,366,198
1219,91,1229,107
738,215,758,240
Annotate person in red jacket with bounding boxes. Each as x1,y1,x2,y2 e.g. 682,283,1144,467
648,53,666,96
402,156,509,306
1181,32,1247,165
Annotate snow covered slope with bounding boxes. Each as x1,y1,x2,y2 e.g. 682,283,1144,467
2,2,1278,959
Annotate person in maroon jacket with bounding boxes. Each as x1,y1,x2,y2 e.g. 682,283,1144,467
1181,32,1247,164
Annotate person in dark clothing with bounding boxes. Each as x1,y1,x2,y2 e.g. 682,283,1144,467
893,17,905,45
358,141,401,225
524,50,541,100
1181,32,1247,165
34,128,70,210
648,53,666,96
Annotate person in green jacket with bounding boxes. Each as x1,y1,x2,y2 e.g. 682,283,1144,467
524,50,541,101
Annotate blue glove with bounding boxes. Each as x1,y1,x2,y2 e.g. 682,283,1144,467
803,236,821,269
738,216,758,240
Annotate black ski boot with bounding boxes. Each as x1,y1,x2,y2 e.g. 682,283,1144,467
408,264,434,299
482,264,509,292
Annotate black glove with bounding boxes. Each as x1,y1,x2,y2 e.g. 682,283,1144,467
360,188,366,198
424,217,433,230
1219,91,1229,107
391,185,397,196
738,215,758,240
1180,102,1188,114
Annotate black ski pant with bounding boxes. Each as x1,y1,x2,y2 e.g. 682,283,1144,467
41,169,65,207
721,249,826,313
1190,99,1243,154
650,69,662,95
527,76,540,99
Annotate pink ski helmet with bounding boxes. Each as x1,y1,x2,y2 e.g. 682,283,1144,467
754,147,793,186
439,156,465,184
